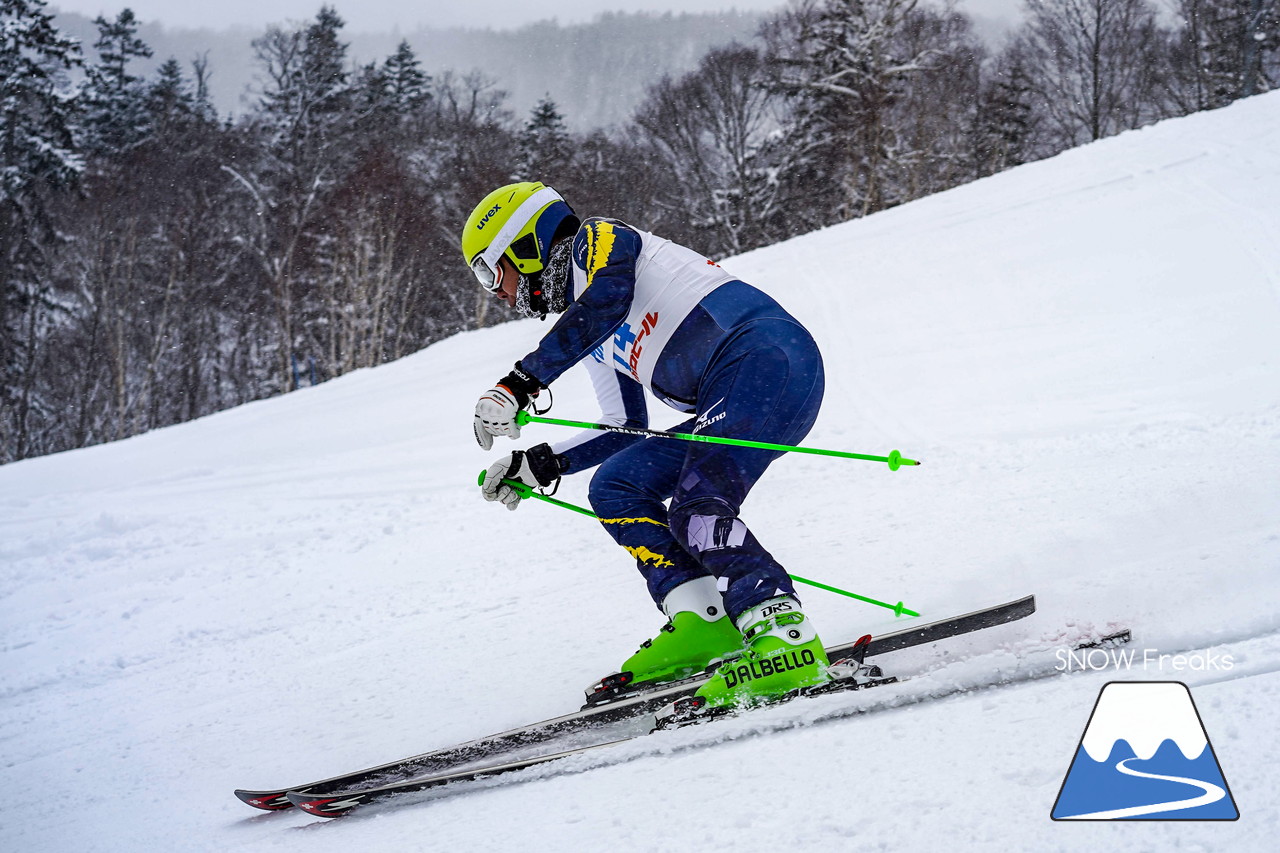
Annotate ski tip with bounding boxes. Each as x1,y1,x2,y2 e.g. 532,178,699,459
234,789,295,811
286,790,361,818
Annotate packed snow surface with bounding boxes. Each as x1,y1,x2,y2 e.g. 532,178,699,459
4,93,1279,851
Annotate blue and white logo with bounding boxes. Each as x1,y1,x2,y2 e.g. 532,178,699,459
1051,681,1238,821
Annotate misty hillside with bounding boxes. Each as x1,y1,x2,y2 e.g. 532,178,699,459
51,9,762,129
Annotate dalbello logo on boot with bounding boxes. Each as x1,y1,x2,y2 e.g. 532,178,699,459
723,649,816,689
1051,681,1238,821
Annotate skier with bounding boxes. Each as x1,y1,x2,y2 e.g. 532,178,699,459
463,182,830,710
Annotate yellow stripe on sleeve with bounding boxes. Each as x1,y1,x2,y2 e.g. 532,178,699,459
585,220,616,288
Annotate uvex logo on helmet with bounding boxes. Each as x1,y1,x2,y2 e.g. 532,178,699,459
476,204,502,230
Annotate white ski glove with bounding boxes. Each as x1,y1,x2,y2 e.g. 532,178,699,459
472,364,543,450
473,385,522,451
480,444,563,511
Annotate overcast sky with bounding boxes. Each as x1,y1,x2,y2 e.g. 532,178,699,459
50,0,1024,33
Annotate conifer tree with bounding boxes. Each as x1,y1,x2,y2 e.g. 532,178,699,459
147,58,195,130
352,41,431,140
255,5,351,166
81,8,153,155
973,45,1038,176
517,96,571,181
383,40,430,115
245,5,356,390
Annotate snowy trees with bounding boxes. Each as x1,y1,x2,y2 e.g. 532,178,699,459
765,0,920,220
1166,0,1280,113
634,45,794,256
1,0,83,459
55,19,251,448
4,3,1277,463
241,5,357,391
79,8,151,155
991,0,1276,158
761,0,983,225
891,7,985,200
1,7,524,461
972,44,1038,177
1015,0,1168,151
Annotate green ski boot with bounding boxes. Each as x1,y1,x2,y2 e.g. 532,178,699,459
585,576,742,706
686,595,830,712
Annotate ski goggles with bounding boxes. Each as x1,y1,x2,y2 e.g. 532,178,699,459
469,186,564,293
470,254,501,293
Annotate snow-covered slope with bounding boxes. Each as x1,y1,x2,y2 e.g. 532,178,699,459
3,93,1279,851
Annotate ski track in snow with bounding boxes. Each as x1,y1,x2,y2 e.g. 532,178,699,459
3,94,1280,852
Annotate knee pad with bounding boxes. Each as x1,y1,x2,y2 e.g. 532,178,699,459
669,498,748,556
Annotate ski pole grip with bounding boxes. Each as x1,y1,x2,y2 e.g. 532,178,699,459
476,469,532,498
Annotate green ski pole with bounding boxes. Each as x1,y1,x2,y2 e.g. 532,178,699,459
477,470,920,618
515,411,920,471
476,470,598,519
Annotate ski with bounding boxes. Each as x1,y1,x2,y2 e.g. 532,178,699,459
288,624,1133,818
235,593,1036,811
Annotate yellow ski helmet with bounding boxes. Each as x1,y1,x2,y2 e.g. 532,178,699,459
461,182,577,292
